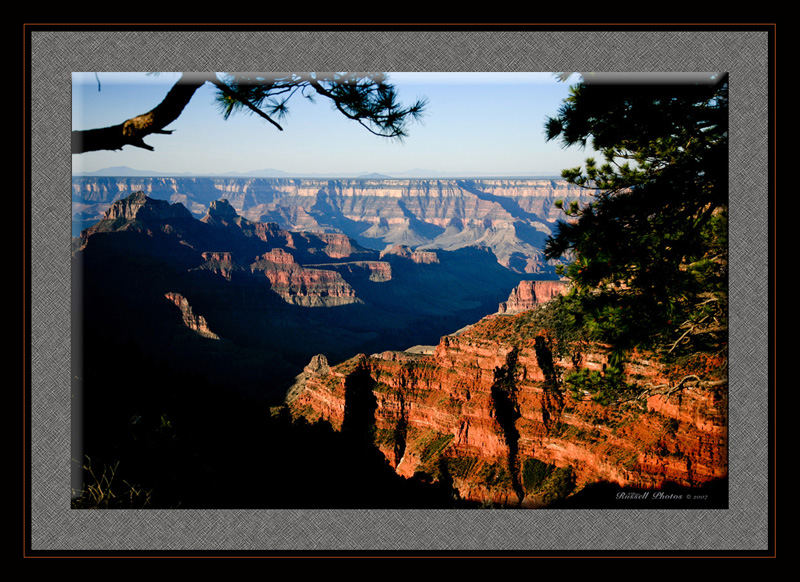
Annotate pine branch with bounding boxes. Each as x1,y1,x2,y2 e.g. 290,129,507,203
308,78,410,138
209,78,284,131
73,72,424,154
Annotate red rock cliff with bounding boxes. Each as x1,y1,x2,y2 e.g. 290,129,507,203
302,261,393,283
498,280,570,314
250,249,362,307
286,311,727,507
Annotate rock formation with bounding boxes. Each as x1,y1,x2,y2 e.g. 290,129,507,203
195,252,238,281
379,244,439,264
202,198,240,225
78,191,193,243
250,249,362,307
302,261,393,283
78,192,375,308
498,280,570,314
74,193,528,425
164,292,220,339
286,310,728,507
103,190,193,223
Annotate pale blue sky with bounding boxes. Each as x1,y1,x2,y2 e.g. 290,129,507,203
72,72,599,177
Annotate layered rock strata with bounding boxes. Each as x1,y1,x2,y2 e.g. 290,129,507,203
72,177,593,273
78,193,373,308
498,280,570,314
250,249,361,307
302,261,393,283
286,311,727,506
379,244,439,264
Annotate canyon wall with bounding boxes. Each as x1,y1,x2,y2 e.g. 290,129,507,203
286,311,728,507
72,177,592,273
249,249,362,307
79,193,382,309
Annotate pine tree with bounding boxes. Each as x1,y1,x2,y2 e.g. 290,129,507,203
544,73,728,354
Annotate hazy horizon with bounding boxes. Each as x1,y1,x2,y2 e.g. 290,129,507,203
72,165,566,179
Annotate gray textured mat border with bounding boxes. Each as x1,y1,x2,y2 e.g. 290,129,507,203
28,27,771,553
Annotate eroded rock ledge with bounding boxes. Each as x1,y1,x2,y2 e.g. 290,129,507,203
164,292,220,340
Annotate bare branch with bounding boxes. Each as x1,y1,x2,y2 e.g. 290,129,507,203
616,374,725,405
72,73,208,154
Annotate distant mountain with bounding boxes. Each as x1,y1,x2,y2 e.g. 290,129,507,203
356,172,394,180
76,166,292,178
74,167,563,179
223,168,290,177
76,166,176,177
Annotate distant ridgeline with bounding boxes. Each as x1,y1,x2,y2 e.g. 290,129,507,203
72,176,591,274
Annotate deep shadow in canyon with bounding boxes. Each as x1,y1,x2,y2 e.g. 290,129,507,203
74,339,474,508
72,193,726,510
70,196,516,508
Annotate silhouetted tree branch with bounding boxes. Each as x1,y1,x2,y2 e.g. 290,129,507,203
72,73,208,153
72,72,427,154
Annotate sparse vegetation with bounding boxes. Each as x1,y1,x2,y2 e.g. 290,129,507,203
71,456,152,509
522,458,554,493
563,365,640,406
417,432,455,468
445,455,480,480
521,458,576,503
374,427,399,448
477,461,513,489
540,466,576,504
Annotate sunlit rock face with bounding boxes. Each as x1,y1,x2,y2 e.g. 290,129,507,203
164,292,220,339
287,310,728,507
498,280,570,314
250,249,362,308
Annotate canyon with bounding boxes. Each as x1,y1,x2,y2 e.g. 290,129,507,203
74,191,527,400
72,177,591,273
73,187,727,509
